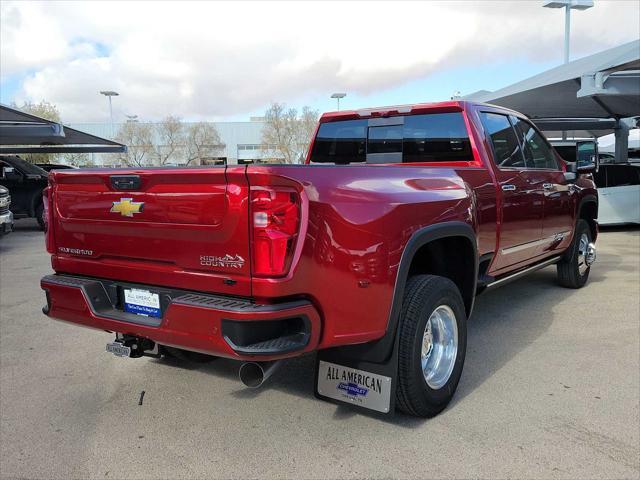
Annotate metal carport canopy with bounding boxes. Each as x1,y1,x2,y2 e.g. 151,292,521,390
466,40,640,119
0,104,126,154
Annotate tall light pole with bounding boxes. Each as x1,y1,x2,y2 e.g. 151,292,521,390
543,1,594,64
100,90,119,137
331,93,346,111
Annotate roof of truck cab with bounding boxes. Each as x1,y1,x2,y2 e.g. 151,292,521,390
318,100,524,122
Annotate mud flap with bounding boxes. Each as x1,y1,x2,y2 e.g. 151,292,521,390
314,334,399,415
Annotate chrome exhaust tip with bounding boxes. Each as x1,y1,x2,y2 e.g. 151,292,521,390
239,361,282,388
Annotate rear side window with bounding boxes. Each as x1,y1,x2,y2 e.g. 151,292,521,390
309,112,472,164
402,113,471,162
479,112,526,169
311,119,367,164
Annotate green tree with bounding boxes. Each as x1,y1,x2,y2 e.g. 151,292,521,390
13,100,61,123
10,100,62,164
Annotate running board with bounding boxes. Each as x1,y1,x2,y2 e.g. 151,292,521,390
484,256,562,291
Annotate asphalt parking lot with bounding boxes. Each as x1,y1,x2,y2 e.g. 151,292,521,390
1,219,638,480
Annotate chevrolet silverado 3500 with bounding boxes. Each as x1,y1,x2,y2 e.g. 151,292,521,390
41,101,598,417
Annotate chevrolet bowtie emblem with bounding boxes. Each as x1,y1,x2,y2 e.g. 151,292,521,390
110,198,144,217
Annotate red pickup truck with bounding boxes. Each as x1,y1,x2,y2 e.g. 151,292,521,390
41,101,598,417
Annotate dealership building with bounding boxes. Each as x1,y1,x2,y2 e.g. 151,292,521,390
67,119,276,166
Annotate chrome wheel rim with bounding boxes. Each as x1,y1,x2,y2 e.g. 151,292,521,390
577,233,590,275
421,305,458,390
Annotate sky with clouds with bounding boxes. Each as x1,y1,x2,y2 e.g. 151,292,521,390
1,1,638,123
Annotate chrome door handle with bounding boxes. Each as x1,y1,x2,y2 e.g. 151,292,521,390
501,184,516,192
543,183,553,190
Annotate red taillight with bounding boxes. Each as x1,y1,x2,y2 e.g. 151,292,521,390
250,187,300,277
43,186,54,253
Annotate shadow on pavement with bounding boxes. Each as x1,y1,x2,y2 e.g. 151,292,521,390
455,235,625,403
155,242,624,428
30,223,631,429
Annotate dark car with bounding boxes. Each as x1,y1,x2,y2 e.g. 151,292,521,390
0,185,13,235
0,155,48,230
36,163,78,172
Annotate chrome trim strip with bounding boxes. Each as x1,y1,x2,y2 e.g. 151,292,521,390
501,231,570,255
486,256,562,290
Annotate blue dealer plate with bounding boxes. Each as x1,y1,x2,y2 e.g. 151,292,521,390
123,288,161,318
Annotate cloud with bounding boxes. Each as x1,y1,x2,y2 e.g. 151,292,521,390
1,1,638,122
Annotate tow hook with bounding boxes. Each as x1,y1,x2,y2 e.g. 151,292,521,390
106,334,160,358
585,242,597,266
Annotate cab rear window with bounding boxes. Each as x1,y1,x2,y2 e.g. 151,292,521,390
310,112,472,164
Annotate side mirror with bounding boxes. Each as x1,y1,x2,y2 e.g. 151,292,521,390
576,140,599,174
2,166,23,182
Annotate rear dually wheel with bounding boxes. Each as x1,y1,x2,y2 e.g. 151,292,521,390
395,275,467,417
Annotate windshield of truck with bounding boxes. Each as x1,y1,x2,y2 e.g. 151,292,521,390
310,112,472,164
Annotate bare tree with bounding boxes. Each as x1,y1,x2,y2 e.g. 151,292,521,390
297,106,320,163
185,122,225,165
115,122,154,167
155,115,184,165
261,103,319,164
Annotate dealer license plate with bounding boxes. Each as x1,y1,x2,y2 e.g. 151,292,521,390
317,360,392,413
123,288,161,318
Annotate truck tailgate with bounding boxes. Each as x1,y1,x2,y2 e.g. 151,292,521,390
49,166,251,296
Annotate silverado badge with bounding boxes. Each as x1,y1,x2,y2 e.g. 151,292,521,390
110,198,144,217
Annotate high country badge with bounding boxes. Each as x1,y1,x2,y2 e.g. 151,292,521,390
200,254,245,269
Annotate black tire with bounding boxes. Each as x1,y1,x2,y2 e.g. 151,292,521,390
557,219,592,289
35,202,46,231
395,275,467,418
162,346,217,364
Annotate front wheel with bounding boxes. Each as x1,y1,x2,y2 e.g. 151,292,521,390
395,275,467,417
557,219,595,289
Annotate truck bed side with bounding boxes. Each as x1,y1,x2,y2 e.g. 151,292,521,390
246,164,497,347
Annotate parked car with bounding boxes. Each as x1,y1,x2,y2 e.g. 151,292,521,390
40,101,598,417
35,163,78,172
594,153,639,165
599,152,616,164
0,156,48,230
593,163,640,225
0,185,13,236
